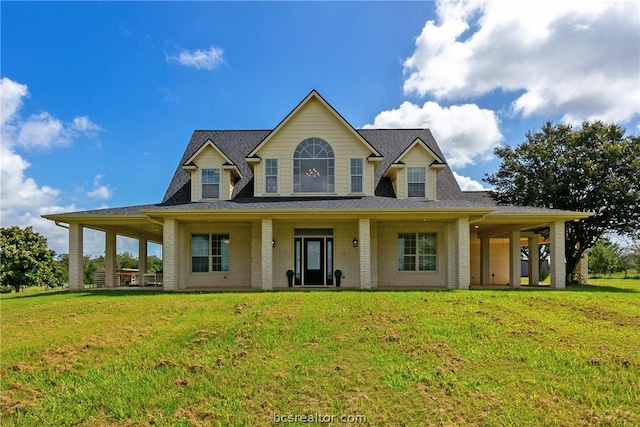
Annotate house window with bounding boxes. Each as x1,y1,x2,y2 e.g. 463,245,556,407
350,158,363,193
398,233,437,271
202,169,220,199
191,234,229,272
265,159,278,194
407,167,426,198
293,138,335,193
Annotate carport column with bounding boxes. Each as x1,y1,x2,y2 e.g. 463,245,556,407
528,237,539,286
446,222,457,288
509,230,521,287
261,218,273,290
138,238,148,281
68,223,84,291
359,218,371,289
163,219,178,290
578,251,588,284
105,231,117,288
456,217,470,289
480,237,490,286
550,221,566,289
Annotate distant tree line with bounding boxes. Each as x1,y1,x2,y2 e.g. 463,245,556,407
1,226,162,292
588,236,640,278
56,252,163,285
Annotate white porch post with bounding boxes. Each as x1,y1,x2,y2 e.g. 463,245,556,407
163,219,178,290
550,221,566,289
509,230,521,287
528,237,540,286
446,222,457,288
456,217,470,289
105,231,117,288
359,218,371,289
578,251,588,284
261,218,273,290
480,237,490,286
68,223,84,291
138,238,148,284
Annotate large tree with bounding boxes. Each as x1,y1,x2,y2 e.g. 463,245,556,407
0,226,63,292
485,121,640,282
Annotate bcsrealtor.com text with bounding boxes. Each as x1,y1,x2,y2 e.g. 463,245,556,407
274,413,367,423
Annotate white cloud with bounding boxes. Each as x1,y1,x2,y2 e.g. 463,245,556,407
364,101,502,167
403,0,640,123
166,46,225,70
452,171,487,191
86,174,113,200
0,77,107,256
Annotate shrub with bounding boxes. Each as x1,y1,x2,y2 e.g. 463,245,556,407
539,267,549,282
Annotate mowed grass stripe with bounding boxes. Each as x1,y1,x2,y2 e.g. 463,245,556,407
1,282,639,426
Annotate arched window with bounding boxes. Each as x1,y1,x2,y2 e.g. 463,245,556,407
293,138,335,193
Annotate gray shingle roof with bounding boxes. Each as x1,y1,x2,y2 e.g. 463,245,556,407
162,128,465,204
145,196,494,212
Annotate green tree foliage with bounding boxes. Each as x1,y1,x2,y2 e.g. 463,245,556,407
588,237,624,276
485,121,640,282
0,226,63,292
84,255,104,285
117,251,138,269
147,255,163,273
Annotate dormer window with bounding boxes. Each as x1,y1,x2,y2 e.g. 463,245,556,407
202,169,220,199
407,167,426,198
293,138,335,193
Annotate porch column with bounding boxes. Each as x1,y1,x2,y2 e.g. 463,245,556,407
509,230,521,287
68,223,84,291
163,219,178,290
578,251,588,284
359,218,371,289
480,237,490,286
138,238,148,285
550,221,566,289
446,222,457,288
105,231,117,288
528,237,540,286
261,218,273,290
456,217,470,289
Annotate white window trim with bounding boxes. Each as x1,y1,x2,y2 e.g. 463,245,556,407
264,158,279,194
201,168,220,200
191,233,230,273
349,157,364,194
406,167,427,199
397,232,438,273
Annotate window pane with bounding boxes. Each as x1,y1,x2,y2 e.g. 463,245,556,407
350,158,363,193
202,169,220,199
351,176,363,193
407,183,425,198
398,233,416,271
192,234,209,272
211,234,230,272
418,233,437,271
265,159,278,193
192,257,209,272
293,138,334,193
407,167,426,198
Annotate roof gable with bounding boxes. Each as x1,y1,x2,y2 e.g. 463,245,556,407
390,137,446,166
183,140,234,166
247,90,381,159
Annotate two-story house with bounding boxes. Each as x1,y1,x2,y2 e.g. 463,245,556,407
43,90,591,291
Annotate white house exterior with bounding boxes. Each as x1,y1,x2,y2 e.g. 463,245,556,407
44,90,591,291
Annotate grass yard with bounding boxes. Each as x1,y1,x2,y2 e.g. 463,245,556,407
1,281,639,426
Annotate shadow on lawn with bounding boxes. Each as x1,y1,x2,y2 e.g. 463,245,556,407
566,284,638,293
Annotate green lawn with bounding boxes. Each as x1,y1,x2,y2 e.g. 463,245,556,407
1,280,639,426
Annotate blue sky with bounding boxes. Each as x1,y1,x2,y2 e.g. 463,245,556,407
2,1,639,256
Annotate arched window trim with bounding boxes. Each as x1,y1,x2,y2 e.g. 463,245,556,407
293,138,335,193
